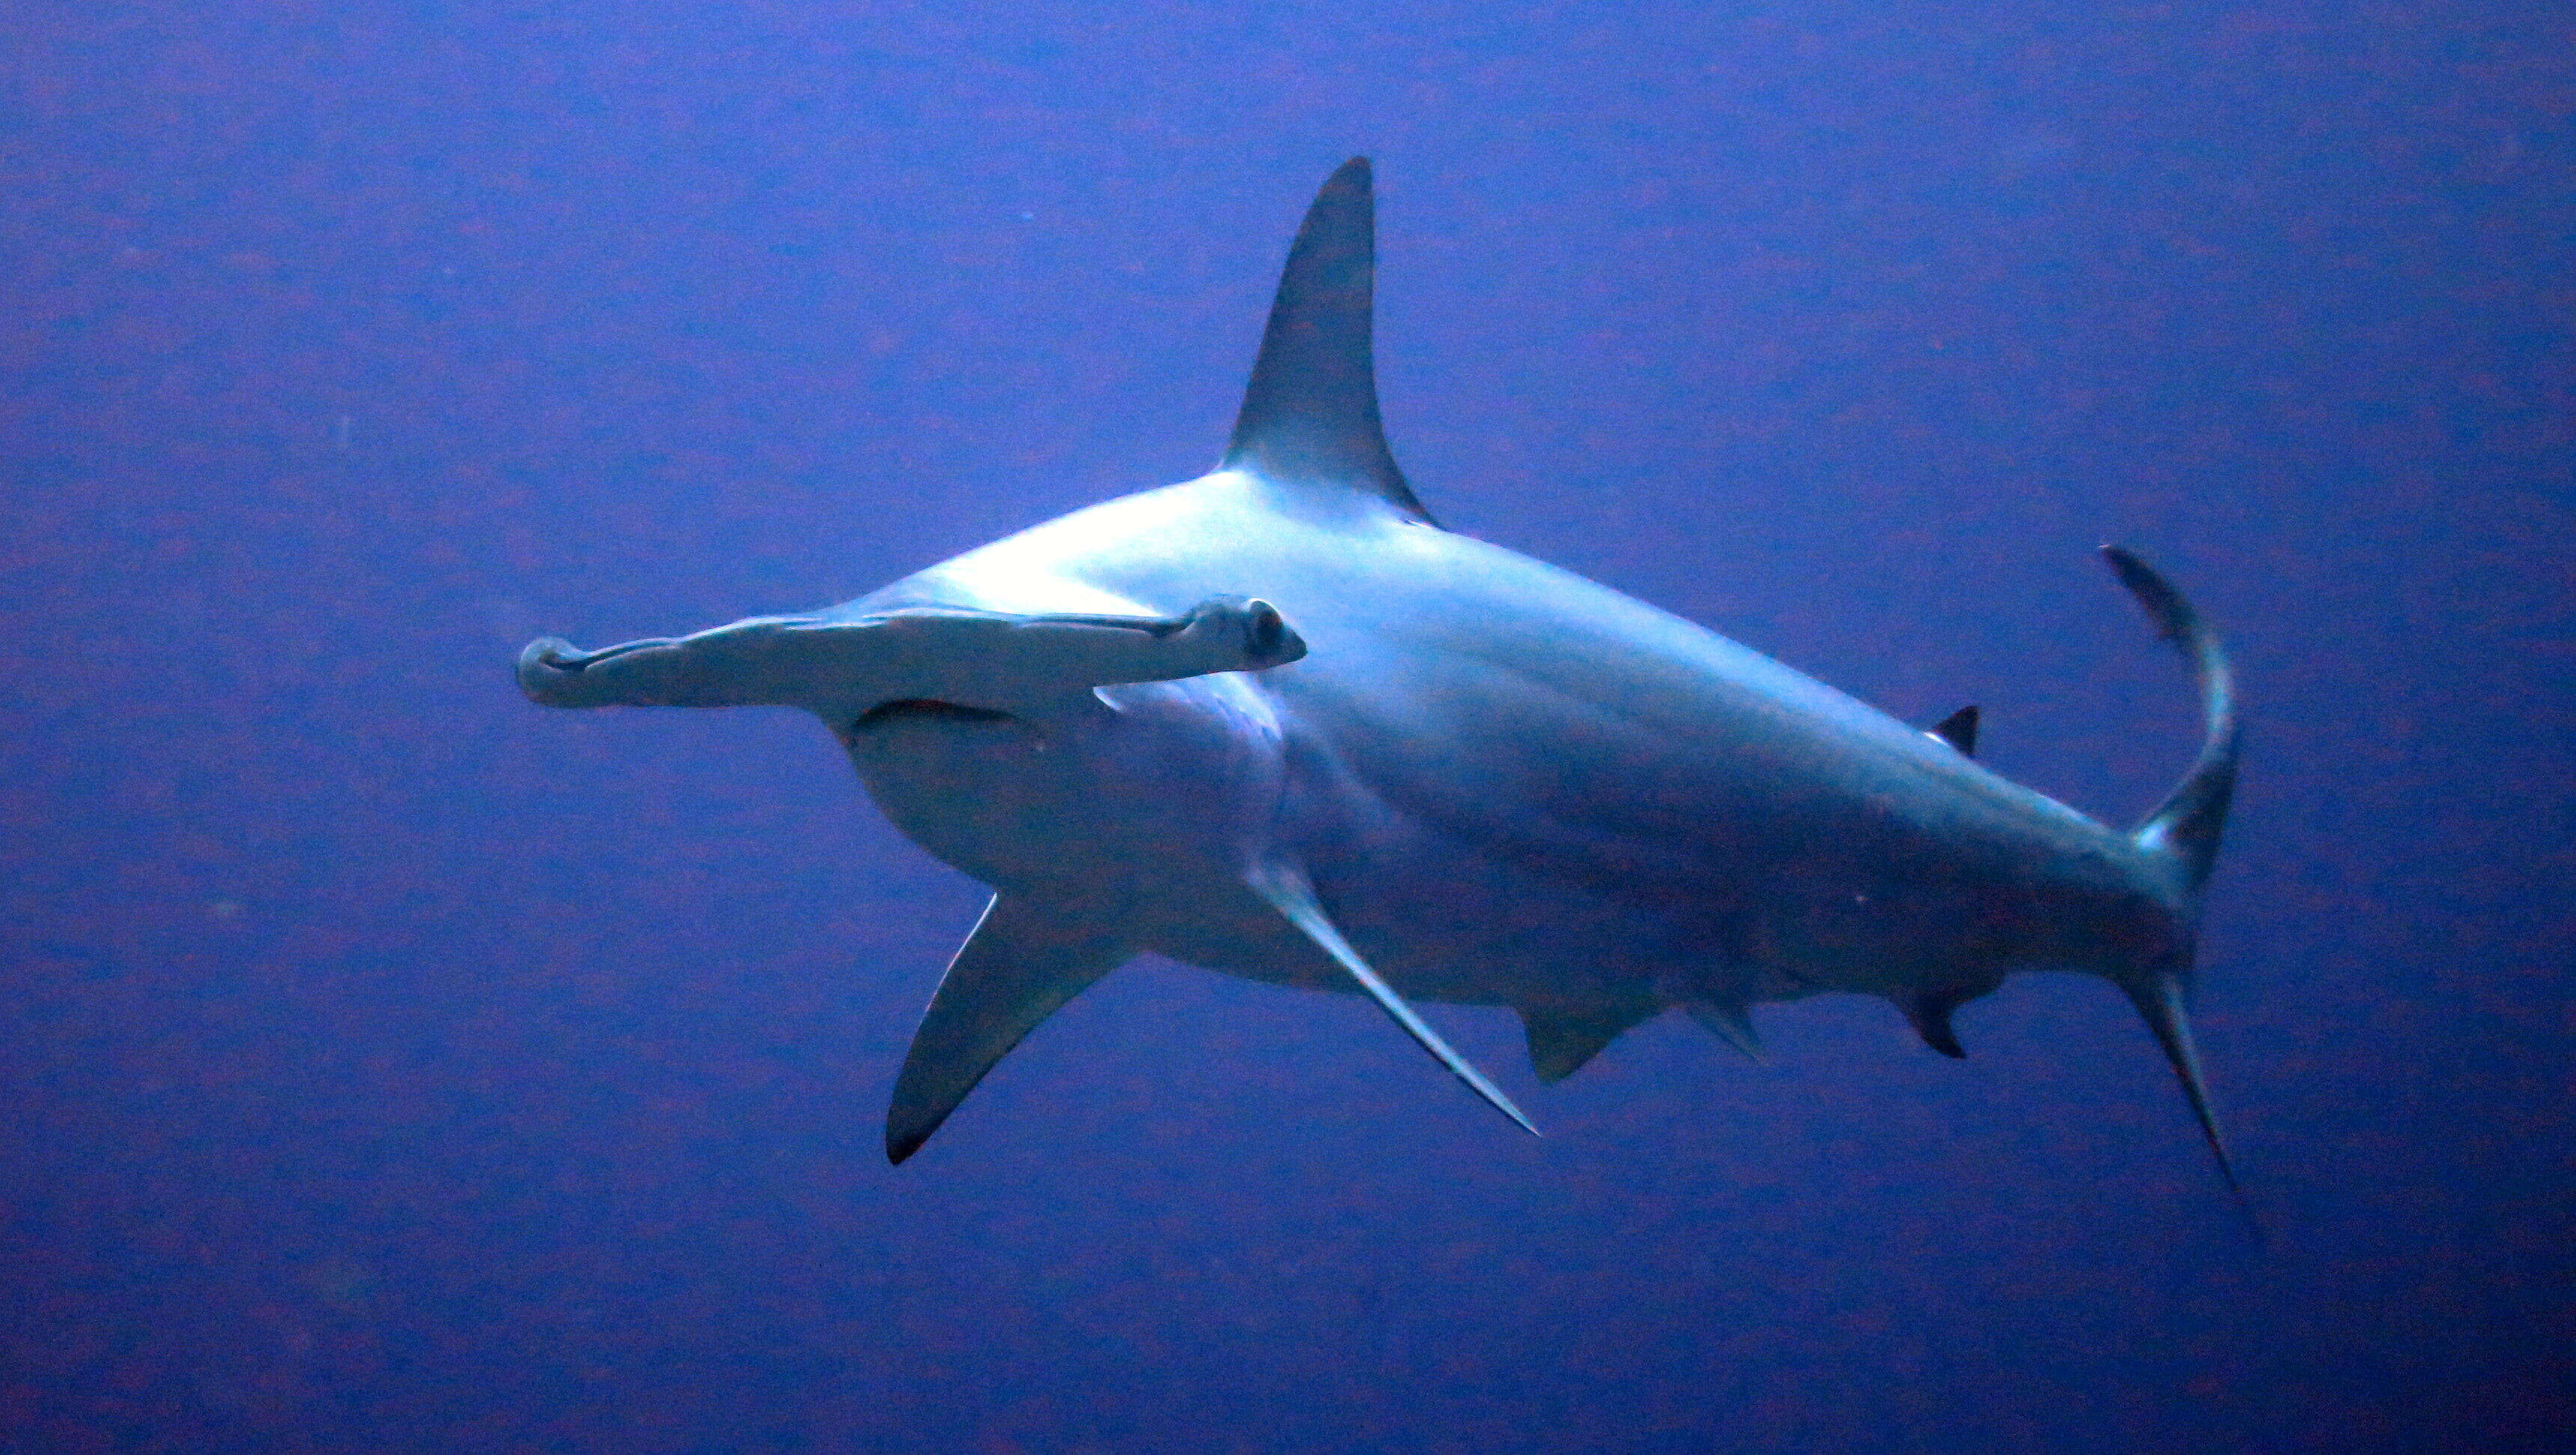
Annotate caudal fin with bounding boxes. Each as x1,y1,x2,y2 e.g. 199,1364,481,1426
2102,546,2238,893
2101,547,2255,1223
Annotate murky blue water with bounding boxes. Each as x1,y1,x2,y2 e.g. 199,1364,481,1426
4,3,2567,1450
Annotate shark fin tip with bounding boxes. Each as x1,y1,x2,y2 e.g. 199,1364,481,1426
1520,1005,1648,1083
1895,988,1974,1058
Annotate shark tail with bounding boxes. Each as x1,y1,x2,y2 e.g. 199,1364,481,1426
2102,546,2238,894
2100,546,2254,1217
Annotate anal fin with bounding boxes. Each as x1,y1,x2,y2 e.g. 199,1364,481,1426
885,895,1130,1164
1898,988,1971,1058
1248,864,1538,1135
1520,1005,1649,1084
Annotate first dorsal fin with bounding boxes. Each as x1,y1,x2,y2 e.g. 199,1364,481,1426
1221,157,1435,524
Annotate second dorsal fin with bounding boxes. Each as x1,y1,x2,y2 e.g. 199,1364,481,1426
1927,705,1979,756
1220,157,1435,524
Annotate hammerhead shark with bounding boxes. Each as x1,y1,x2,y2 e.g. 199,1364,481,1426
518,159,2243,1188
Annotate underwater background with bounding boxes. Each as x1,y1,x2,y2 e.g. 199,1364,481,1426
4,2,2568,1451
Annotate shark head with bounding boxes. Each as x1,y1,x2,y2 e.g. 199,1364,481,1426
517,594,1304,721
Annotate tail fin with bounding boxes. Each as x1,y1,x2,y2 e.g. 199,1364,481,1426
2101,547,2254,1221
2102,546,2237,893
2117,971,2246,1202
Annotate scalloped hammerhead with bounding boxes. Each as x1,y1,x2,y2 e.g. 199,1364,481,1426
518,159,2243,1191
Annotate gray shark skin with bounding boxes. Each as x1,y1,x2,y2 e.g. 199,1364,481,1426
518,159,2245,1192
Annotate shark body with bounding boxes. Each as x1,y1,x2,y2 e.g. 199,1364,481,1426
520,160,2243,1184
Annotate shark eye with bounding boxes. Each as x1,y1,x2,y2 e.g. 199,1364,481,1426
1244,600,1286,659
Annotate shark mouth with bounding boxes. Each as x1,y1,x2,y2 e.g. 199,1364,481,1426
851,698,1016,732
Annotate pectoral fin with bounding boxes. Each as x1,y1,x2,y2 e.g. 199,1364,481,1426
1247,864,1538,1135
885,895,1131,1164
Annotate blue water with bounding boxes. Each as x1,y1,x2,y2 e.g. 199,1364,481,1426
4,3,2568,1450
